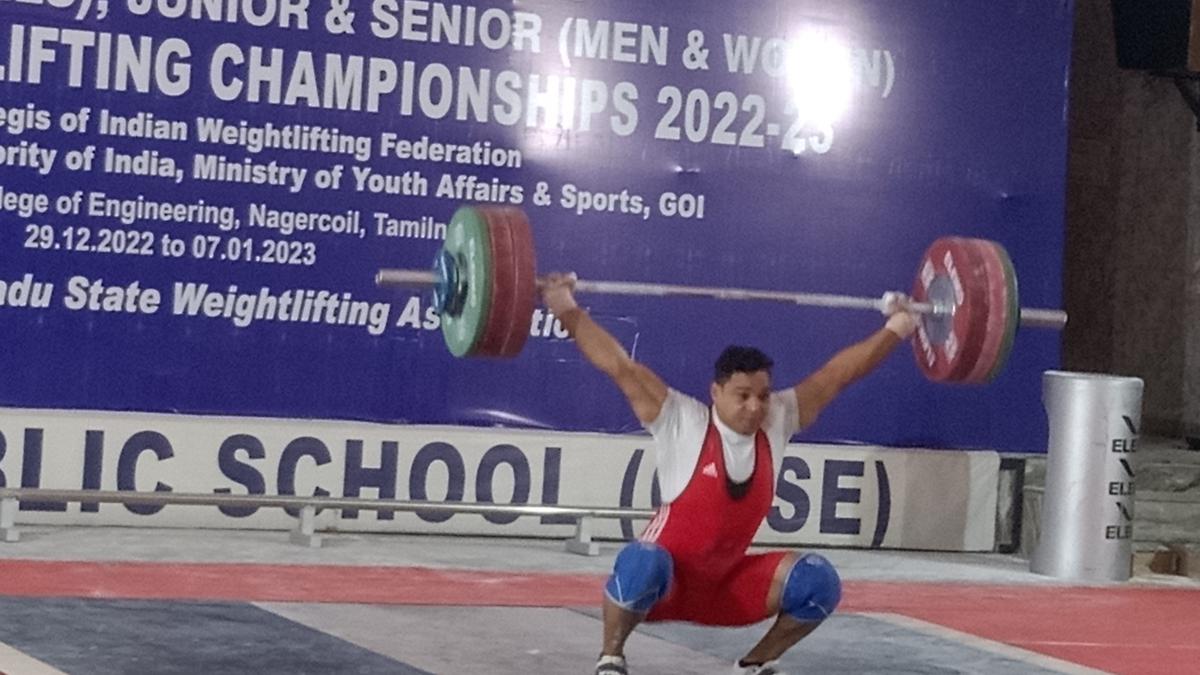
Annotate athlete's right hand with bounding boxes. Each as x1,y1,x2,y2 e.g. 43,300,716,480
881,291,919,339
540,272,579,316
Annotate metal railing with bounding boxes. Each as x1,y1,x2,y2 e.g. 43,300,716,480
0,488,657,556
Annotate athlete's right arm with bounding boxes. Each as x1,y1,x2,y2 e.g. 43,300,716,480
541,273,668,424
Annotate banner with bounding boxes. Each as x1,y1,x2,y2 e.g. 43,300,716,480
1,408,999,551
0,0,1071,452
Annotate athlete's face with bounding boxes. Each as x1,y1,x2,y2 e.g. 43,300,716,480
710,370,772,435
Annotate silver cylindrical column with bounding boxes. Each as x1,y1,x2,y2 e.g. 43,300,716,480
1031,371,1143,581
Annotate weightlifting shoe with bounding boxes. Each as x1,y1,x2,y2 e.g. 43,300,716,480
732,659,785,674
594,654,627,674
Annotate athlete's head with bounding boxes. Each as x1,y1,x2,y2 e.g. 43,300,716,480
710,345,773,435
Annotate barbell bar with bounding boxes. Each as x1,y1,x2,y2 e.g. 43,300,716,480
375,205,1068,383
375,268,1067,330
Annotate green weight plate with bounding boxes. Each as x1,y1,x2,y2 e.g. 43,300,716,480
440,206,493,357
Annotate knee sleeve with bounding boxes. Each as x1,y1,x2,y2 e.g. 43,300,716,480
604,542,672,613
780,553,842,622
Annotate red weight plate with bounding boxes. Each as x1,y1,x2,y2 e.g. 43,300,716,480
944,240,992,382
472,206,538,358
911,237,990,382
986,241,1020,381
472,206,520,357
962,239,1010,384
495,208,537,357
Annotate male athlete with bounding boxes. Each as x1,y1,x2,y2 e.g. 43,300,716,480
539,274,918,675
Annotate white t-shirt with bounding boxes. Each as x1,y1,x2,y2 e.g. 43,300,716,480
645,387,802,504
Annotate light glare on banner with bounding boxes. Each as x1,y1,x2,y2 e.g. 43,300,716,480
786,28,853,128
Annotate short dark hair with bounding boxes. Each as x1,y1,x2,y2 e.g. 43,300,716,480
713,345,774,384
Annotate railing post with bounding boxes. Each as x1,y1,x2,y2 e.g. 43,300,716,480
289,504,322,548
564,514,599,556
0,497,19,543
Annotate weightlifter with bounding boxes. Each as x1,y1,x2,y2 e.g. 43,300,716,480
539,274,919,675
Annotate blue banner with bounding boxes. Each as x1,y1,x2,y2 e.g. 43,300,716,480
0,0,1071,452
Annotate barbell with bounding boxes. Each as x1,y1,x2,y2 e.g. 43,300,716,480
376,205,1067,383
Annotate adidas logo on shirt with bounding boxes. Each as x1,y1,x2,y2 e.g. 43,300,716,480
701,462,718,478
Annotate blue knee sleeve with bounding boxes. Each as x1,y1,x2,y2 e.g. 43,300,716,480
780,553,842,621
604,542,672,613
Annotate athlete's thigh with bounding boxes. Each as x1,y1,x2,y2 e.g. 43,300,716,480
646,551,790,626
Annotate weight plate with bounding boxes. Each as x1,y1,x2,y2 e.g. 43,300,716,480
473,207,525,357
986,240,1020,381
472,207,515,357
944,240,993,382
497,207,537,357
440,206,493,357
911,237,990,382
962,238,1011,384
947,240,996,382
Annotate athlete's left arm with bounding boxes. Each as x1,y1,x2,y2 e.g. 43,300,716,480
792,302,917,428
